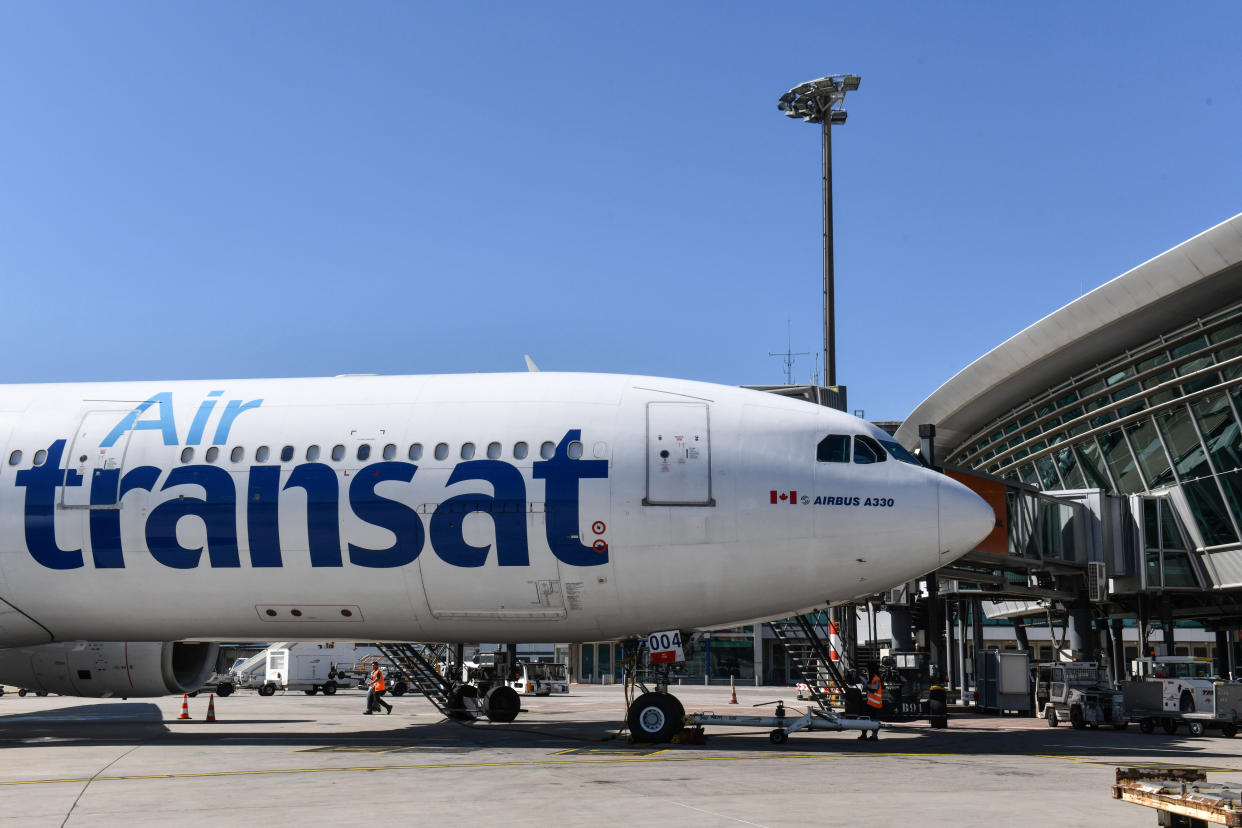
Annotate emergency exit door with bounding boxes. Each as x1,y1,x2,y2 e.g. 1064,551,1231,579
644,402,714,506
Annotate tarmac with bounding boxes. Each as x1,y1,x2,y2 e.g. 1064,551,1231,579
1,682,1236,827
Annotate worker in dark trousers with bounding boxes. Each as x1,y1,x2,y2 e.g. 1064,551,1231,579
860,670,883,739
364,663,393,715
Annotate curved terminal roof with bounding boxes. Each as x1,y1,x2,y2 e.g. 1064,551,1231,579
896,213,1242,459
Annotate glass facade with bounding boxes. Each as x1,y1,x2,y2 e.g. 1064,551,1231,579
949,298,1242,555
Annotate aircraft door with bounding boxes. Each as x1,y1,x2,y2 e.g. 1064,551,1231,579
644,402,714,506
63,410,134,508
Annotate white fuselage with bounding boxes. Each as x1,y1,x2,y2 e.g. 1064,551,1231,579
0,372,992,646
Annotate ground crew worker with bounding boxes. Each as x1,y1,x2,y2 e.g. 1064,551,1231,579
364,663,393,715
866,672,883,711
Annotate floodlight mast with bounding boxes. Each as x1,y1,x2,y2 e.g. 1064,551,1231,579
777,74,860,389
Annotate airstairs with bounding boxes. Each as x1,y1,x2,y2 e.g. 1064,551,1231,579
372,642,462,717
766,614,858,712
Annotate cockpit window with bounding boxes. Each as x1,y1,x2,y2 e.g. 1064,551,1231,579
853,435,887,464
816,435,851,463
879,439,921,466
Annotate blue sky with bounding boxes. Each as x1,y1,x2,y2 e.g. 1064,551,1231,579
2,2,1240,421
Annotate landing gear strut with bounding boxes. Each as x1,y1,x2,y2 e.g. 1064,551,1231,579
622,636,686,743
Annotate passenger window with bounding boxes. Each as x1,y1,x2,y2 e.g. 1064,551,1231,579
205,446,220,463
383,443,396,460
434,443,449,461
280,445,294,462
357,444,371,461
180,447,194,463
540,441,555,459
331,444,345,462
408,443,423,461
33,449,47,466
853,435,887,465
486,441,502,459
817,435,850,463
513,442,529,460
7,450,21,465
255,446,270,463
306,445,321,461
461,442,476,460
230,446,244,463
567,441,584,459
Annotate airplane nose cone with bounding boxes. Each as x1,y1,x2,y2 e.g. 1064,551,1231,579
937,476,996,563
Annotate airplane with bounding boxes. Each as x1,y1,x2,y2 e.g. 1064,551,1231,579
0,371,993,739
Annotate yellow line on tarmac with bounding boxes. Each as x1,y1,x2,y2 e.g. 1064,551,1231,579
8,749,1149,789
0,751,964,788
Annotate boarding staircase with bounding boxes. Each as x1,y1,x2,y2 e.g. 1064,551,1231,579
767,614,858,712
372,642,458,717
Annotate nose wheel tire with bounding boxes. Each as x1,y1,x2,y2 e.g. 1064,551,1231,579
627,692,685,743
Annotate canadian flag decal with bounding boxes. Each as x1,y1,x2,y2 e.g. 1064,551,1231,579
770,490,798,504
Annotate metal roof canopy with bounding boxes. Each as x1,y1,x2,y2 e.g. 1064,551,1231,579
896,213,1242,459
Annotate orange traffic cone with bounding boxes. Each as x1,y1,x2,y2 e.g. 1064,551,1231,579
729,676,738,704
177,694,191,720
205,694,217,722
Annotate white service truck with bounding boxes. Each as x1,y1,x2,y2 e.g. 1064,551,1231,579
264,648,357,696
1123,656,1242,737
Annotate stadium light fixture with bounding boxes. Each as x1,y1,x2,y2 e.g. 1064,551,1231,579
776,74,860,388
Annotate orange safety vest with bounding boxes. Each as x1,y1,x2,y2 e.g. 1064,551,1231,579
371,668,386,692
866,675,883,709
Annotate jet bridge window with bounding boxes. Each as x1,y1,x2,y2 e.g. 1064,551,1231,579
853,435,887,465
816,435,850,463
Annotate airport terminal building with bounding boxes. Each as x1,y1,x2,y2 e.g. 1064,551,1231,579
893,213,1242,674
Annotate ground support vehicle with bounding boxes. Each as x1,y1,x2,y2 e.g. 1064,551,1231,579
1122,656,1242,737
264,648,356,696
1036,661,1127,731
684,700,887,744
507,662,569,696
1123,680,1242,737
